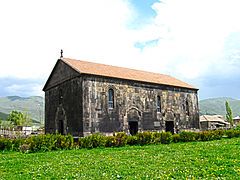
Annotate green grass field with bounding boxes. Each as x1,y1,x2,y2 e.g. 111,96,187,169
0,138,240,179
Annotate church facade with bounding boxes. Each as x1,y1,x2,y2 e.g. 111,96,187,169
43,58,199,137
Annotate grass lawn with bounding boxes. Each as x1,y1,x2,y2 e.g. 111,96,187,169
0,138,240,179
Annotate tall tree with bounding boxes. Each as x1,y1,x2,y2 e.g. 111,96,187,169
7,111,32,126
225,101,233,126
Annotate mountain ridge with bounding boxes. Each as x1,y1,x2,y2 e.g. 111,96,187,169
0,96,44,123
199,97,240,117
0,96,239,122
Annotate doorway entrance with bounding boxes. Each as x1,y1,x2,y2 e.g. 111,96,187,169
165,121,174,134
128,121,138,135
59,120,64,134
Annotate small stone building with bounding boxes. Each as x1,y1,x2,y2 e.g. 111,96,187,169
43,58,199,136
233,116,240,125
200,115,230,130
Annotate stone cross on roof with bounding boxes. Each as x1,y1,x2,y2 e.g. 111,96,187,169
60,49,63,59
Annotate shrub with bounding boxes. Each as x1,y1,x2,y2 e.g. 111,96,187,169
65,134,74,149
104,132,129,147
79,133,106,149
152,132,161,144
136,131,154,145
225,129,240,138
55,134,74,150
196,130,224,141
235,124,240,131
26,135,49,152
19,144,30,153
12,138,24,151
25,134,74,152
172,134,180,143
212,130,224,140
160,132,172,144
105,136,117,147
199,131,214,141
0,138,12,151
115,132,128,147
127,135,138,146
225,130,235,138
1,129,240,153
179,131,198,142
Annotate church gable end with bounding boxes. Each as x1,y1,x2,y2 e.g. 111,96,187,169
43,59,80,91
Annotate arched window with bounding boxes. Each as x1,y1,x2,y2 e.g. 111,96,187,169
157,95,161,112
108,89,114,109
186,100,190,116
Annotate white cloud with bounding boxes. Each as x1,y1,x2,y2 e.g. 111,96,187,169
5,83,43,97
0,0,137,78
0,0,240,98
146,0,240,79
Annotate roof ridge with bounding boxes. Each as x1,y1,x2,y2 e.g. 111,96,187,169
62,58,197,90
63,58,171,77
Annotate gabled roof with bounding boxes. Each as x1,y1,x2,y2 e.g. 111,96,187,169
233,116,240,120
61,58,197,90
200,115,230,125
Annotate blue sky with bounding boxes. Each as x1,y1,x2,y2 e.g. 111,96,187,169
131,0,157,16
0,0,240,100
129,0,157,27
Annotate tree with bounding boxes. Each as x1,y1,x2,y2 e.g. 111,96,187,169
7,111,32,126
225,101,233,126
0,117,2,129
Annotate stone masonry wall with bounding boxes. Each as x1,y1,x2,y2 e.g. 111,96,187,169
82,75,199,136
45,76,83,136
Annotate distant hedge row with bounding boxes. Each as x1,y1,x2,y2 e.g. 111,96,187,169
1,129,240,153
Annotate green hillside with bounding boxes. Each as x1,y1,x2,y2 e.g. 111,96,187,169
0,96,44,123
0,96,239,123
199,97,240,117
0,111,8,120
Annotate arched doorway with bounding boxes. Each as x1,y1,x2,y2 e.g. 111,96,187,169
128,121,138,135
127,108,141,135
59,120,64,134
165,121,174,134
55,105,67,135
164,109,175,134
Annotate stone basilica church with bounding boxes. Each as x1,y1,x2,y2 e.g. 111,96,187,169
43,56,199,137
